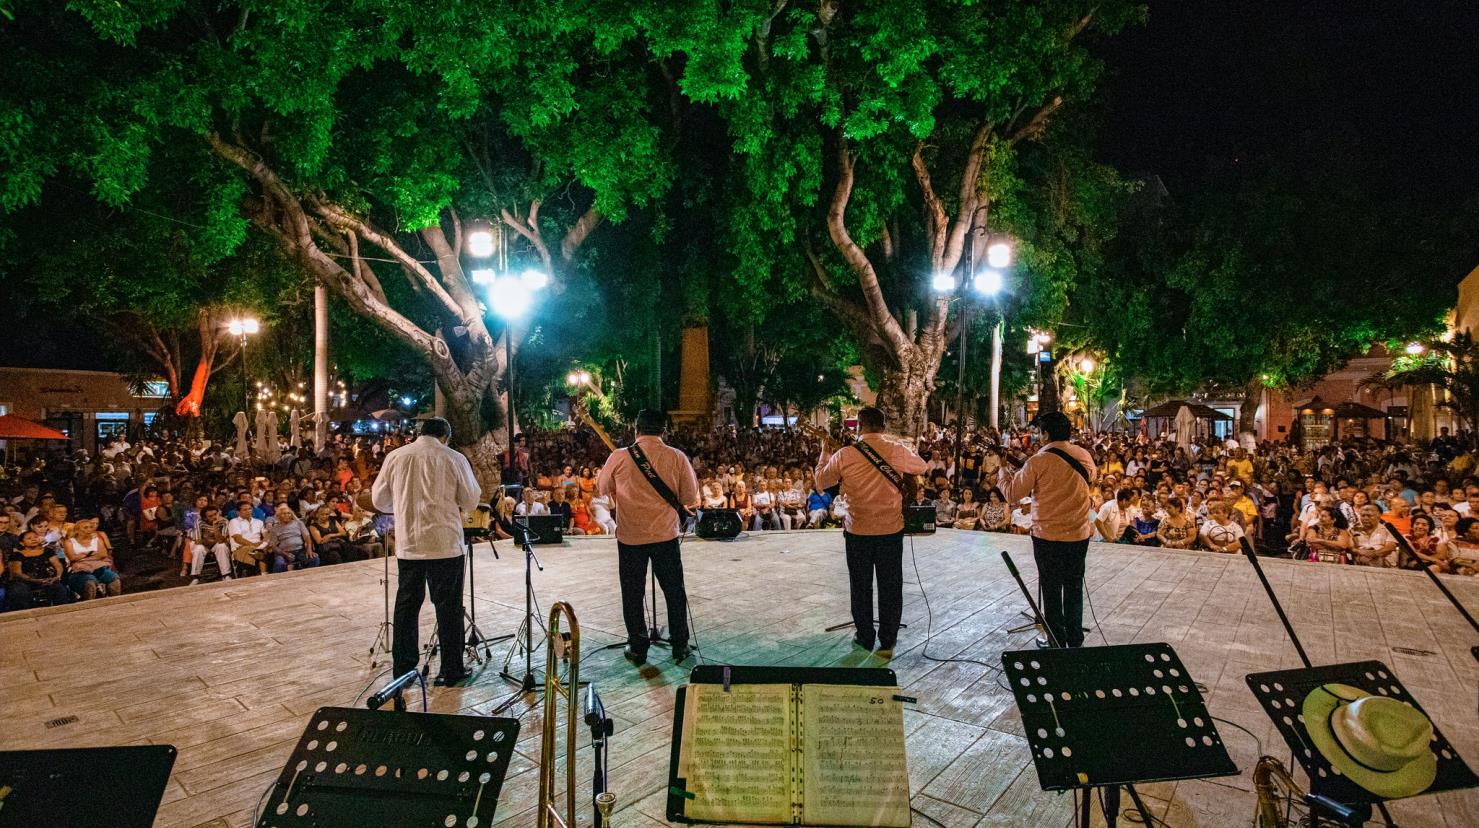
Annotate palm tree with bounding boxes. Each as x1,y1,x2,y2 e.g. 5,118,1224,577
1363,332,1479,450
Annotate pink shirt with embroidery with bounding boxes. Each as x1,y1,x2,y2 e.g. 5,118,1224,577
814,433,929,536
596,435,700,545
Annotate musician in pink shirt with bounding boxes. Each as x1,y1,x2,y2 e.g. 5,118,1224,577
1000,411,1097,648
814,407,928,659
597,410,700,665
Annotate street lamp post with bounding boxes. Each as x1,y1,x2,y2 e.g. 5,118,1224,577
227,317,260,413
935,244,1010,490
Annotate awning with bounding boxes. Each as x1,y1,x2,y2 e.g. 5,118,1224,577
0,414,69,441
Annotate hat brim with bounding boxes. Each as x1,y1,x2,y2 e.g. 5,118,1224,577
1302,684,1436,799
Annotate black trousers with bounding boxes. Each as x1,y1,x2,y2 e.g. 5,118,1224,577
618,538,689,653
393,556,465,678
1031,536,1089,648
844,531,904,649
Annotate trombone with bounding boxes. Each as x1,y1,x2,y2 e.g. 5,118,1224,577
538,602,617,828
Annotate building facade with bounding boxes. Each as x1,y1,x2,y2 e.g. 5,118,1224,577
0,367,167,455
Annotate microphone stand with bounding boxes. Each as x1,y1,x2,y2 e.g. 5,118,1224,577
585,683,616,828
1001,551,1061,649
496,524,546,702
368,545,394,668
463,529,511,665
1382,522,1479,663
1238,537,1391,828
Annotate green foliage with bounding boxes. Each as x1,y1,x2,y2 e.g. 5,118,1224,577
1076,147,1460,394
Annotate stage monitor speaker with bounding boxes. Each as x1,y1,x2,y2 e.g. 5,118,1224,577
514,514,564,545
904,504,936,535
695,508,742,540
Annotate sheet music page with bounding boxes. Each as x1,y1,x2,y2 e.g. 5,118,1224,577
677,683,794,824
800,684,911,827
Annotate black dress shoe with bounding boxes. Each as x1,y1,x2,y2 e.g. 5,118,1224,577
434,669,470,686
852,635,875,651
671,644,694,662
622,646,646,665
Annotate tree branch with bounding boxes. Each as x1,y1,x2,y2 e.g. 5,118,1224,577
311,198,466,324
826,140,912,356
911,142,949,272
1008,96,1063,144
499,204,553,275
559,204,602,263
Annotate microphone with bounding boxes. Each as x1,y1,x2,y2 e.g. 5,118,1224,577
367,670,421,710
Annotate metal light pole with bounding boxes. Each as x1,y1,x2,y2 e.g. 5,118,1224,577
228,317,260,413
936,247,1009,489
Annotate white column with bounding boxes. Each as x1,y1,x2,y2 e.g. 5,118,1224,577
313,282,329,449
988,319,1003,430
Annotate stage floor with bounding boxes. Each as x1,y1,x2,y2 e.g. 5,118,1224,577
2,530,1476,827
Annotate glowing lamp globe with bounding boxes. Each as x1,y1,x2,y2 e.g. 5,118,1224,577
986,242,1013,269
931,272,957,292
973,269,1004,296
467,230,495,258
488,276,532,320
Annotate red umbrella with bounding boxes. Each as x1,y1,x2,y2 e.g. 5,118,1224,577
0,414,68,441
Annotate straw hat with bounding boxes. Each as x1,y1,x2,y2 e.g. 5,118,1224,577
1302,684,1436,799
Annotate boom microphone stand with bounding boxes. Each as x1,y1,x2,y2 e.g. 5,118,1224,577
463,529,512,663
603,567,671,652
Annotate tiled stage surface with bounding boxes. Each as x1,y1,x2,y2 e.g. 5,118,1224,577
3,530,1476,827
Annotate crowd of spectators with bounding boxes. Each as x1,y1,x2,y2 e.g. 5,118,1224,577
3,416,1472,612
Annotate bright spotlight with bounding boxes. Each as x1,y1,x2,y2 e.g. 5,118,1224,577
1405,342,1425,355
242,318,260,335
401,396,414,407
986,242,1013,269
521,268,550,291
467,230,495,258
228,320,244,336
1079,357,1095,373
578,371,591,384
566,372,580,386
973,269,1004,296
488,276,532,320
470,268,497,285
931,272,957,293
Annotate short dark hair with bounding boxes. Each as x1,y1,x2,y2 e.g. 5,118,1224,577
420,417,452,441
636,409,667,436
857,407,886,433
1037,411,1072,442
1116,488,1136,504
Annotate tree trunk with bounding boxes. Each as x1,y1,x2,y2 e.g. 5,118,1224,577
1038,356,1060,417
874,367,932,438
1239,377,1263,439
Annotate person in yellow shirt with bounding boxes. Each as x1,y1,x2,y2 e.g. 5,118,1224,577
1226,479,1258,537
1226,447,1254,485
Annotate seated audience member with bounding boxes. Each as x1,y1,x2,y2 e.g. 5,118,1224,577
515,487,548,517
1302,506,1352,564
1155,497,1197,549
1095,488,1138,543
343,505,386,557
1401,514,1451,572
62,516,121,600
6,530,70,610
230,501,269,575
933,486,956,529
731,480,756,529
1009,497,1033,535
1450,517,1479,575
1199,502,1245,554
189,505,234,583
830,492,851,526
308,506,351,565
953,488,982,530
701,482,729,510
806,488,833,528
590,493,617,536
267,503,318,572
549,486,575,532
570,494,597,535
1382,495,1414,536
1350,504,1398,567
779,478,807,529
981,488,1010,532
751,481,782,531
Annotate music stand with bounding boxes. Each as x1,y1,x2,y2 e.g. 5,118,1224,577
0,745,176,828
1238,538,1478,824
1001,642,1237,827
255,707,519,828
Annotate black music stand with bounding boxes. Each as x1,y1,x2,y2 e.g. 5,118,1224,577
1247,662,1478,816
1001,642,1237,827
256,707,520,828
0,745,176,828
1238,538,1478,825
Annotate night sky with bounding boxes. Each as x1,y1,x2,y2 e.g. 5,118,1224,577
6,1,1478,369
1097,1,1479,200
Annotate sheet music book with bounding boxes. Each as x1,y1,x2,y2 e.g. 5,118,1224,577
672,682,910,827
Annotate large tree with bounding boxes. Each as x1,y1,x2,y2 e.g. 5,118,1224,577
667,1,1143,434
2,1,671,451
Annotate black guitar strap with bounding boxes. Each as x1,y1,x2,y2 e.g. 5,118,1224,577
854,440,906,494
1044,447,1092,486
627,443,687,518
